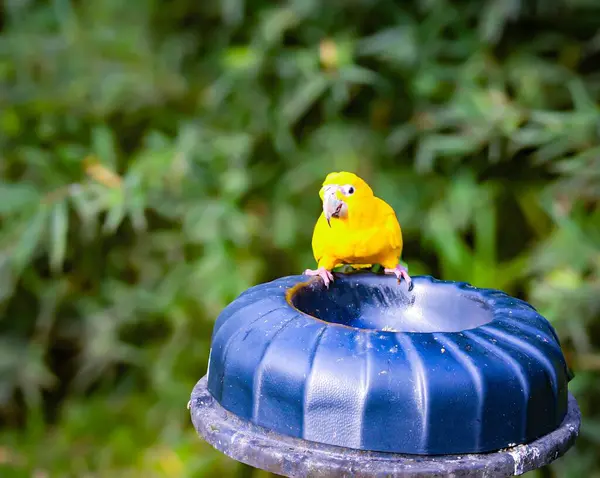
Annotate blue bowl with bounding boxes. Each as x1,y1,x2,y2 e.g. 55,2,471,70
206,273,572,455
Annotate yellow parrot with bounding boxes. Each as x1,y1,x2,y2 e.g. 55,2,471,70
304,171,412,290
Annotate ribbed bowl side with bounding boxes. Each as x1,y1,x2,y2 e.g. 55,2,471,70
206,275,571,455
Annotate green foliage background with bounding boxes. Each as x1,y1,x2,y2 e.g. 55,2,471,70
1,0,599,476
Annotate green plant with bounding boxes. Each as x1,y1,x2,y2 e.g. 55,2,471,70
0,0,599,476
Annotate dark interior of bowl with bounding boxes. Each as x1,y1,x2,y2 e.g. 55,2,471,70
290,274,494,333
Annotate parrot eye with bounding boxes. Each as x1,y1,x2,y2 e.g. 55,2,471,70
343,185,355,196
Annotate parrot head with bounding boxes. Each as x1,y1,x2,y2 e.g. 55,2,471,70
319,171,374,226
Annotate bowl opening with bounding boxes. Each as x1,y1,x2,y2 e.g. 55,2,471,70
290,275,494,333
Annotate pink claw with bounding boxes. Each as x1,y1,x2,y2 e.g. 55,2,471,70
385,264,413,291
304,267,334,288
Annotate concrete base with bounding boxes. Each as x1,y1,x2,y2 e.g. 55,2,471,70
189,376,580,477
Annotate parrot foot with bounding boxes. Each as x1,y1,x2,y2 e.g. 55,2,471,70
303,267,334,288
385,265,413,291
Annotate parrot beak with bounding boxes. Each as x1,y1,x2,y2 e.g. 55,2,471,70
323,187,345,227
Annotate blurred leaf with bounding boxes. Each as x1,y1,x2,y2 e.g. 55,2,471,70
338,65,382,86
479,0,519,44
221,0,244,26
272,204,297,248
415,135,481,173
281,75,329,125
473,190,496,266
582,420,600,445
103,188,126,234
387,124,417,154
258,6,299,46
0,183,40,216
49,199,68,274
91,125,118,170
357,26,417,67
11,208,47,274
568,78,597,112
222,46,260,71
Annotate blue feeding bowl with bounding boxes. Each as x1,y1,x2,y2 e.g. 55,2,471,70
203,273,573,456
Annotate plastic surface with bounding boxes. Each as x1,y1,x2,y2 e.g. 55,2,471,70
191,376,581,477
206,273,572,455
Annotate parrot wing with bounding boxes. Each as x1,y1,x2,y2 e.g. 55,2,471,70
311,213,330,264
380,200,403,253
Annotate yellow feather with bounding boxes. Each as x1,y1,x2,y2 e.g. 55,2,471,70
309,172,404,271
